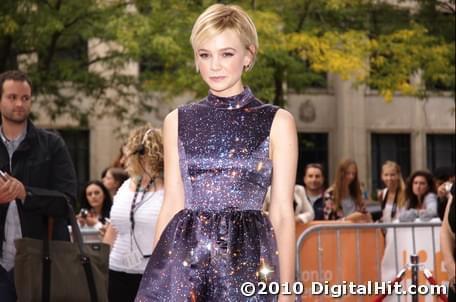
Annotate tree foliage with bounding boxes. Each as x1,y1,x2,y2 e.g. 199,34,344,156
0,0,454,127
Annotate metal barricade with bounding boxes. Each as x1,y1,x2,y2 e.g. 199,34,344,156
69,225,102,243
295,221,447,301
80,227,102,243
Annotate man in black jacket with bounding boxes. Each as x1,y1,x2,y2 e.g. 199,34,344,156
0,70,77,301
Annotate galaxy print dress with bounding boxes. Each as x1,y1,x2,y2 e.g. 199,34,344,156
136,87,280,301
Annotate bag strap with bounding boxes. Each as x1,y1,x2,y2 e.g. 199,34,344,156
66,198,98,302
42,217,52,302
81,255,99,302
29,189,98,302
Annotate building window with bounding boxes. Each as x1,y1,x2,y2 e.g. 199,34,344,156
297,133,328,186
427,134,455,173
371,133,411,192
56,129,90,195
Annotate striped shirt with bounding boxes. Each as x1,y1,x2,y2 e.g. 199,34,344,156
109,178,163,274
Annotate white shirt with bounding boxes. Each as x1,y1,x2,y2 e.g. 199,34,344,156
0,202,22,271
0,126,26,271
109,178,163,274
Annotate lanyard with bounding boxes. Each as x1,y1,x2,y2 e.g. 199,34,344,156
382,188,398,219
129,177,154,258
130,177,154,231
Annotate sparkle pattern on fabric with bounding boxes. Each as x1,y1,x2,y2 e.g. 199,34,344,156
136,88,280,301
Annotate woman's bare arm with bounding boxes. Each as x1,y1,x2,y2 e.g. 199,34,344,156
440,196,455,281
102,223,117,247
152,109,185,247
268,109,298,301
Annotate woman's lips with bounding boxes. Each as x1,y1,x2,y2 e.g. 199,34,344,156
209,76,226,82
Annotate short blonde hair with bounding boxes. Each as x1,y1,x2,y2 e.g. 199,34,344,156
190,4,259,71
125,125,163,180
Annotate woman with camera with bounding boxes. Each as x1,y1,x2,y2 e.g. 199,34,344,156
77,180,112,230
103,125,164,302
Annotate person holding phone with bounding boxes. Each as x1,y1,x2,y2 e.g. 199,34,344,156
0,70,77,301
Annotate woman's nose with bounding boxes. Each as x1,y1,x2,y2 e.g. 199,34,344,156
210,56,222,70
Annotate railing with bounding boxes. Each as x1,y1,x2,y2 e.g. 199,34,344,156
295,220,446,302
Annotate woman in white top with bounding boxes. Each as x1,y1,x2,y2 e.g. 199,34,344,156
103,125,164,302
379,161,407,223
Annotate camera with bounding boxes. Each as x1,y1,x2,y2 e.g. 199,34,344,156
79,208,89,219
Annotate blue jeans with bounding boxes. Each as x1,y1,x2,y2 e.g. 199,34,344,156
0,265,16,302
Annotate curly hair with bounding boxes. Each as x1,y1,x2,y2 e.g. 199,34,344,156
125,124,164,179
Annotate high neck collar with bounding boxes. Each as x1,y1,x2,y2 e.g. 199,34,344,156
206,87,254,110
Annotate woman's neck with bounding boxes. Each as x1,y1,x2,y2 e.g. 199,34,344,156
93,205,102,216
386,186,397,200
138,175,164,191
387,184,398,192
140,175,152,188
417,194,425,204
342,184,351,198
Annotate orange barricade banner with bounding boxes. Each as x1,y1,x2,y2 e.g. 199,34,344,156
296,221,385,302
381,219,447,302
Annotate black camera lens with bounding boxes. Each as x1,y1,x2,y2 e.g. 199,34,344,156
79,208,89,218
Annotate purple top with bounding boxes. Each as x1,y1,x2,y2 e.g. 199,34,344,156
178,87,279,211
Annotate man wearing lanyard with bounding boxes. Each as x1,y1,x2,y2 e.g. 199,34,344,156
0,70,77,301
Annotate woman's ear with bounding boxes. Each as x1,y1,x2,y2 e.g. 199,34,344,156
244,45,256,71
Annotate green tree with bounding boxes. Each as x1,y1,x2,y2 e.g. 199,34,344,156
126,0,454,106
0,0,142,125
1,0,454,128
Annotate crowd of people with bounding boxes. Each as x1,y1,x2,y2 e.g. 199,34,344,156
265,158,453,226
0,3,454,302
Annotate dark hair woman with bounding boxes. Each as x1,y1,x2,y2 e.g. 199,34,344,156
77,180,112,228
399,170,438,222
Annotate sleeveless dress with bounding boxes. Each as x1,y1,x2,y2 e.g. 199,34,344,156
135,87,280,301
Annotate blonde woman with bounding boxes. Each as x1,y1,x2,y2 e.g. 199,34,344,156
103,126,164,302
136,4,297,301
379,161,407,222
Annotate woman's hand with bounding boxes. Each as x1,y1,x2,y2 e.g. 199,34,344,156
345,212,372,223
76,214,86,227
85,211,99,227
98,221,109,239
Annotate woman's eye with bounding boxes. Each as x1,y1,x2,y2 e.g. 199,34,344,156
223,52,234,57
199,53,209,59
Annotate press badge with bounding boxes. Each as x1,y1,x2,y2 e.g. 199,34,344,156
125,250,143,267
